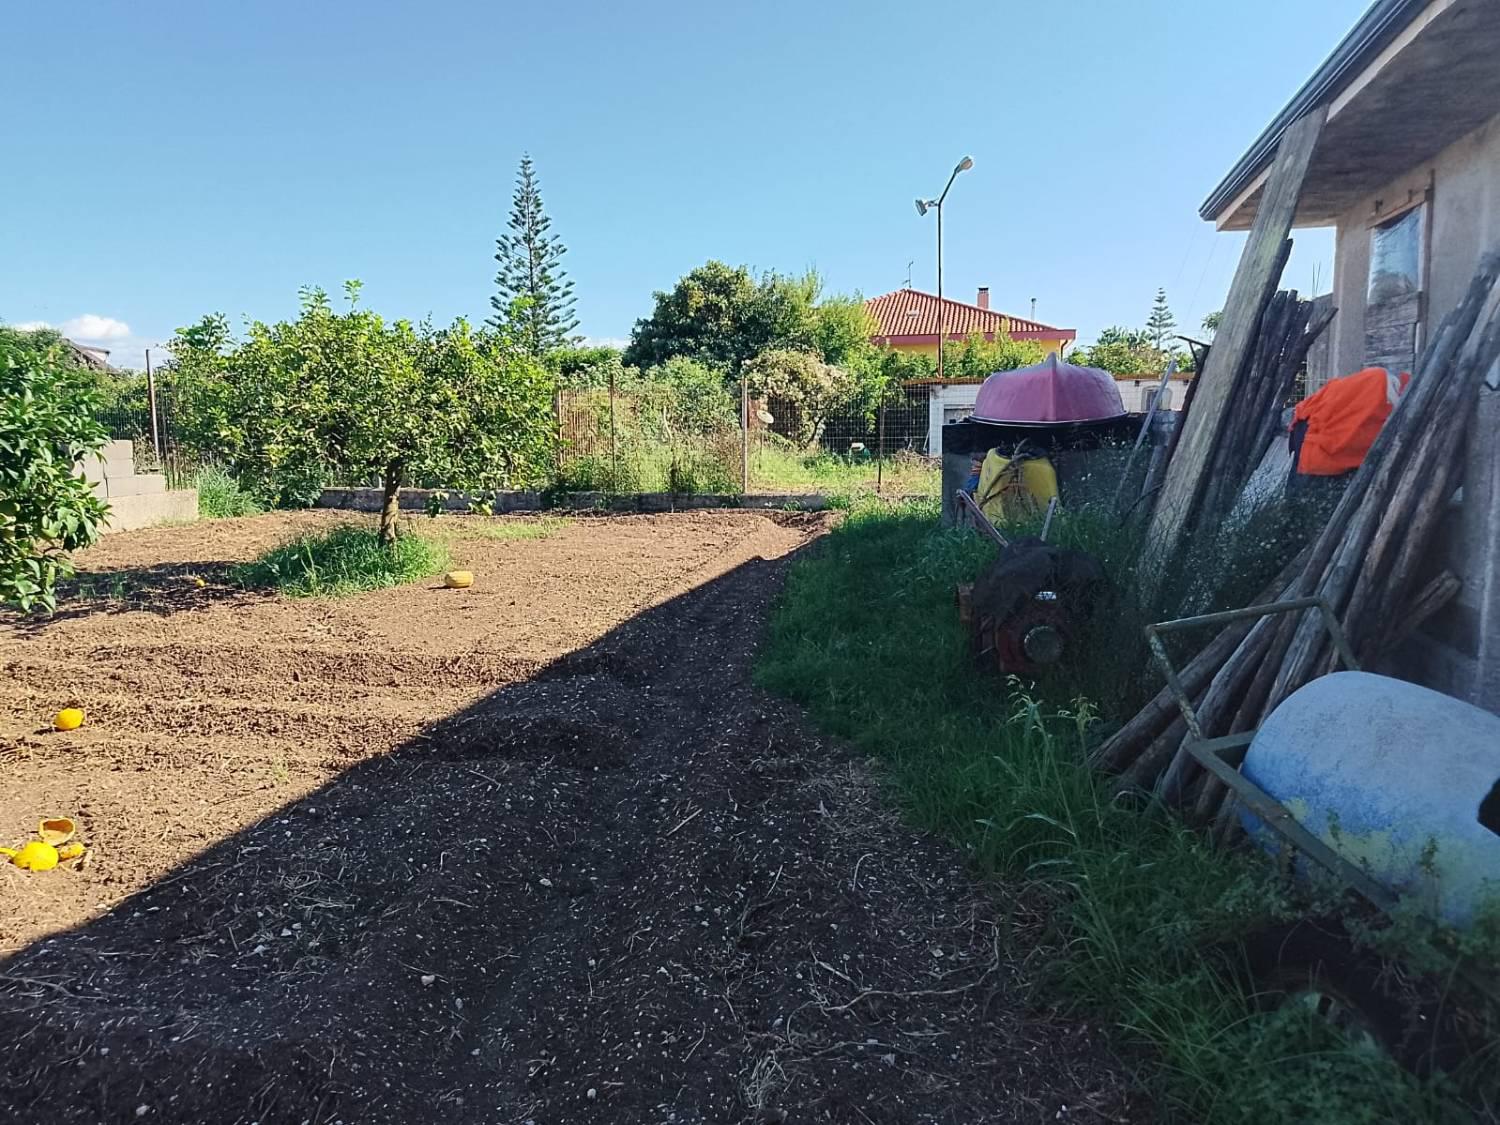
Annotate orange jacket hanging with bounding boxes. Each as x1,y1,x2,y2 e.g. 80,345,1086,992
1292,367,1410,476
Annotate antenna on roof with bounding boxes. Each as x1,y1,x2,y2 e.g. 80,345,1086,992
1030,297,1037,321
904,260,914,289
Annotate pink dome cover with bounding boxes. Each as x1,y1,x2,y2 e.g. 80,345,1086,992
971,352,1126,424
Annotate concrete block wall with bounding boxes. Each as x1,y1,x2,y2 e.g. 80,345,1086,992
84,440,198,532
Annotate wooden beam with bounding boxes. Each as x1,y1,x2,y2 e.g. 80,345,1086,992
1146,107,1327,567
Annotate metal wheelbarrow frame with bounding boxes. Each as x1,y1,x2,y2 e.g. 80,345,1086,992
1143,596,1403,912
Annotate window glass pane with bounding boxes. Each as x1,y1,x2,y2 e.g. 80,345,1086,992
1368,207,1424,304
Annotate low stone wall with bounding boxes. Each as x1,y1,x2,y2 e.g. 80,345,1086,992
316,487,838,514
104,489,199,532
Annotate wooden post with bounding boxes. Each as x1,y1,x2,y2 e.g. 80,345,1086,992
1144,107,1326,567
740,377,750,494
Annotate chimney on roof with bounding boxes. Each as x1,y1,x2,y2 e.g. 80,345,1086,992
976,286,990,310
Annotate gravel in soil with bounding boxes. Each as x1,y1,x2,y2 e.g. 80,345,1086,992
0,510,1138,1123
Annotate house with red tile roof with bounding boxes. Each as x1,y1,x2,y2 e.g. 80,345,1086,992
865,287,1076,360
866,287,1077,455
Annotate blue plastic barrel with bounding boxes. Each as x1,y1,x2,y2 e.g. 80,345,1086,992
1242,671,1500,927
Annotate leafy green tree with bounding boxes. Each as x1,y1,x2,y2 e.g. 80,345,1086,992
623,261,817,372
811,294,877,369
1095,325,1150,350
0,327,110,611
941,330,1047,379
174,284,555,543
1075,339,1155,375
1146,289,1177,351
742,348,854,446
1202,309,1222,337
550,344,626,389
489,155,579,357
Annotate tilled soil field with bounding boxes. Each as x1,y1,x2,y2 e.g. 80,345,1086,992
0,510,1135,1123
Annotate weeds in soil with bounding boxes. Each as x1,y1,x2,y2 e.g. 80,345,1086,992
236,525,448,597
194,464,264,519
757,497,1469,1123
748,445,939,497
449,516,571,541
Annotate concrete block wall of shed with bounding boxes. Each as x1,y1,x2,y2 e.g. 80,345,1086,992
102,474,167,498
102,490,198,532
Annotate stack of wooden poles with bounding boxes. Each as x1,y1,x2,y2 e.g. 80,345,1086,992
1094,253,1500,832
1195,285,1338,528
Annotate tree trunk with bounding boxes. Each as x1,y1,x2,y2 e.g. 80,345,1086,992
379,460,403,546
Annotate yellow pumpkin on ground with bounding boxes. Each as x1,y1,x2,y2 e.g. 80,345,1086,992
9,841,60,871
53,707,85,732
443,571,474,589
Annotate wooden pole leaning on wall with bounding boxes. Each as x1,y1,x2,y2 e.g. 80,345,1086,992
1143,107,1327,574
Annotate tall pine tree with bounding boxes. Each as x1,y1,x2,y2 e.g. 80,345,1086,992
1146,288,1177,351
490,155,579,356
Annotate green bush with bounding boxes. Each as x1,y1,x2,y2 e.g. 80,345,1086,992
0,327,111,612
193,464,263,519
235,525,448,598
757,499,1465,1123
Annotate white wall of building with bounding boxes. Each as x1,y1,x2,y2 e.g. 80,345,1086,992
1329,113,1500,383
926,385,981,456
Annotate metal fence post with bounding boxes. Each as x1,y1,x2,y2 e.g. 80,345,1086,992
740,376,750,494
553,388,564,481
609,367,618,491
145,347,162,467
876,392,886,494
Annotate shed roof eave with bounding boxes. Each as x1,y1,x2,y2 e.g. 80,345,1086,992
1200,0,1433,224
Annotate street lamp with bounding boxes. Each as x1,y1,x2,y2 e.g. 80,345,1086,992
915,155,973,383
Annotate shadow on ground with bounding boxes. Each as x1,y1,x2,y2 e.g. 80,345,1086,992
7,561,261,634
0,541,1136,1124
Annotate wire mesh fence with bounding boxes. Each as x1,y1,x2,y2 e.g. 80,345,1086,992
747,384,936,495
555,381,940,497
111,373,942,501
95,377,202,489
555,384,743,493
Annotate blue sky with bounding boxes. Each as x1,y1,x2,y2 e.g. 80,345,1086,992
4,0,1368,369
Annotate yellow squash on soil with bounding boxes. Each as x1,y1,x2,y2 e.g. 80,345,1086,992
53,707,85,732
6,841,60,871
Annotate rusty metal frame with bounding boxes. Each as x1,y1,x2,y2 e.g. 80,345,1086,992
1145,596,1359,741
1145,597,1500,999
1143,598,1395,909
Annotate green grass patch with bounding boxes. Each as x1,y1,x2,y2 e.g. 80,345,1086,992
236,525,448,597
756,497,1466,1123
193,464,264,519
448,515,570,541
749,446,938,497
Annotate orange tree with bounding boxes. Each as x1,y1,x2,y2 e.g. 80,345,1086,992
0,328,110,611
173,283,554,543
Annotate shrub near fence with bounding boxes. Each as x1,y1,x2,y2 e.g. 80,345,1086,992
556,383,741,494
749,384,937,495
557,381,940,498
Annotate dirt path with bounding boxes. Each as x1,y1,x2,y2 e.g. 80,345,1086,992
1,511,1133,1123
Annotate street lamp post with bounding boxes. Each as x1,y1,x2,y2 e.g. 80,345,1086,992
916,155,973,384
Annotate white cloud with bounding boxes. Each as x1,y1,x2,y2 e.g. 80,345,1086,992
60,314,131,342
581,336,629,350
12,320,51,331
